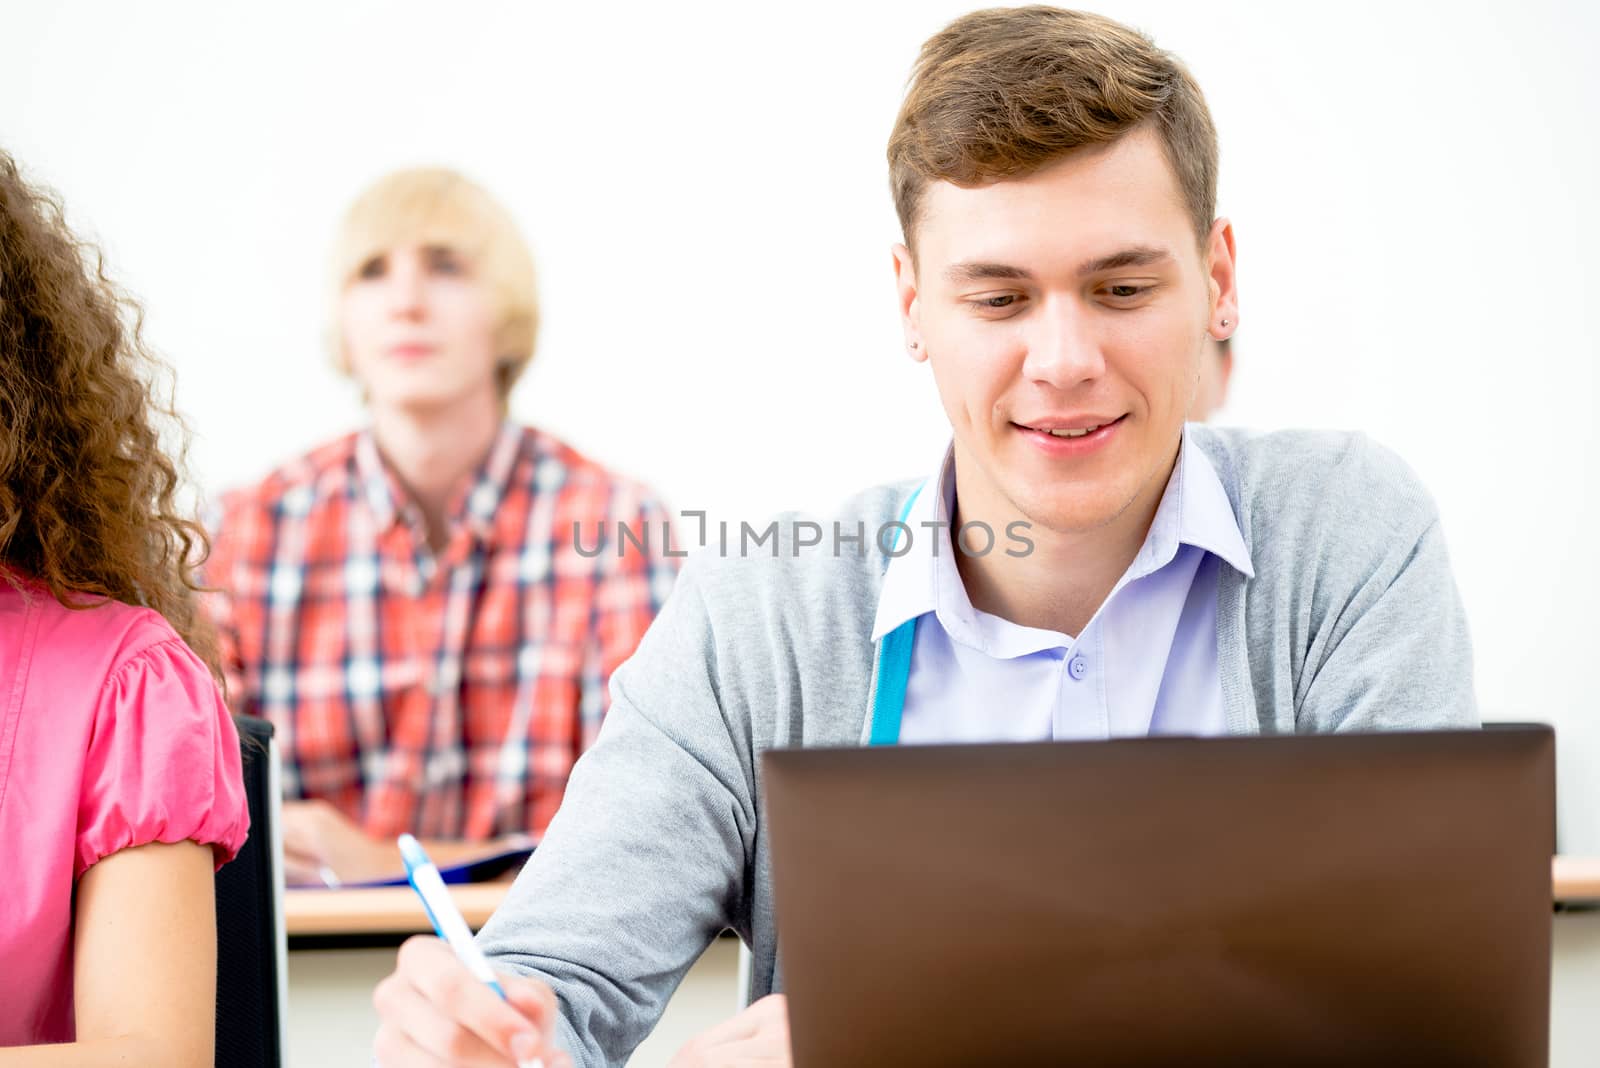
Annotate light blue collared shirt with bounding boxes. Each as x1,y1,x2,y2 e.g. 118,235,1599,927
871,426,1255,743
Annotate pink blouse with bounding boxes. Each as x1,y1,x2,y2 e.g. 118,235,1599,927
0,582,250,1046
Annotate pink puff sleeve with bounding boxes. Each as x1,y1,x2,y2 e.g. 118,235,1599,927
75,637,251,879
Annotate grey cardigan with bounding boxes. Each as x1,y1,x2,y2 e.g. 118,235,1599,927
475,427,1478,1067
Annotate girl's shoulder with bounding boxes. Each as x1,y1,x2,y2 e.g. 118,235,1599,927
2,582,194,711
7,582,177,666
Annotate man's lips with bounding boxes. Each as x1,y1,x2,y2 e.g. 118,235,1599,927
387,343,435,359
1013,414,1127,438
1011,414,1126,457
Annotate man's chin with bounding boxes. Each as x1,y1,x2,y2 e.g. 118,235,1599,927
369,387,478,418
1007,484,1140,538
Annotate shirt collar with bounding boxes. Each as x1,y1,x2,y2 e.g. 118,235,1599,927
1126,423,1254,583
1176,423,1253,577
354,421,525,545
354,430,403,533
870,454,946,643
870,425,1253,651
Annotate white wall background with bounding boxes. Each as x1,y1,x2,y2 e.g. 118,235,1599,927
2,0,1597,846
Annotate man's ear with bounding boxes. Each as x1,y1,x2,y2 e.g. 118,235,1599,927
892,243,928,363
1205,218,1238,339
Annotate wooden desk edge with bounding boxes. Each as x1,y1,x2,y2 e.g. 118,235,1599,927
1554,855,1600,902
284,857,1600,937
285,883,510,936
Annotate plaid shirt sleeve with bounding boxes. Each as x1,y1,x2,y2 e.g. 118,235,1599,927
578,490,682,750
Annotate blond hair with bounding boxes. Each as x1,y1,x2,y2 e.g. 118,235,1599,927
329,167,539,398
888,6,1218,249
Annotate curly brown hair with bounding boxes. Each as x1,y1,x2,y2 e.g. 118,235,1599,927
0,150,218,678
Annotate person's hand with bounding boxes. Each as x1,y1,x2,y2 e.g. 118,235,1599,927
373,935,572,1067
281,798,400,886
668,994,791,1067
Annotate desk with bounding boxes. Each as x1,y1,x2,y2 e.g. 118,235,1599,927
286,883,507,936
284,856,1600,939
284,859,1600,1068
1555,855,1600,902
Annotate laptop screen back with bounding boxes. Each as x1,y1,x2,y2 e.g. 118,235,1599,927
763,727,1554,1067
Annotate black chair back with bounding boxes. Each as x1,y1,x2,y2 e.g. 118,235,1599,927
214,715,285,1067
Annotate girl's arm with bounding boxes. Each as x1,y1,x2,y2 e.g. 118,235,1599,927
0,840,217,1067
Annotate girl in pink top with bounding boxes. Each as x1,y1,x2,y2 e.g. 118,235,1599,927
0,151,249,1063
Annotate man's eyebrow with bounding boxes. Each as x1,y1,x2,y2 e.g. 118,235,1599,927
943,247,1176,286
1076,246,1174,275
944,262,1033,285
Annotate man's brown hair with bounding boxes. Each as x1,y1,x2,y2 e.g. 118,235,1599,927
888,6,1218,249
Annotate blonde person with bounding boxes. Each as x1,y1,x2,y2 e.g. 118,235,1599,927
0,150,249,1064
204,169,677,885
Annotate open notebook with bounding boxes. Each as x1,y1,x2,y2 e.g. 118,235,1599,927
290,837,535,889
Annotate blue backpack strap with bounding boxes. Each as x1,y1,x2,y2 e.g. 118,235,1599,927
869,620,916,745
868,487,922,746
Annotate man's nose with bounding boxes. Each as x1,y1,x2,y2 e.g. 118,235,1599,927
1020,298,1105,388
386,257,426,318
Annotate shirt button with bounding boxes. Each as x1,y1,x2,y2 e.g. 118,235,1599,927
1068,655,1088,681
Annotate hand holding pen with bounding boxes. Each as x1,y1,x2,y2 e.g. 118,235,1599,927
372,834,570,1068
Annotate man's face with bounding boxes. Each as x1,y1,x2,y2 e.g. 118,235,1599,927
340,243,501,416
894,126,1237,536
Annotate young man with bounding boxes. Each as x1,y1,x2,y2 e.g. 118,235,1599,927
203,168,678,885
370,10,1476,1067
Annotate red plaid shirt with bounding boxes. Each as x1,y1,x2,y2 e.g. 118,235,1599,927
202,423,677,840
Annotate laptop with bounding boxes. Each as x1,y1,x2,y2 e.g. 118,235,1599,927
762,726,1554,1067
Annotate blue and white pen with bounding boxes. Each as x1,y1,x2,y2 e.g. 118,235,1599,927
398,834,544,1068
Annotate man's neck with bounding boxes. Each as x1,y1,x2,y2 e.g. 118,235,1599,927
369,393,503,553
950,447,1175,638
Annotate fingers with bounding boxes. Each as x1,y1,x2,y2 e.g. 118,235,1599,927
669,994,791,1067
712,993,787,1044
694,1039,792,1065
374,968,509,1066
282,799,402,883
374,937,556,1065
372,1008,460,1066
281,854,327,888
740,995,791,1060
501,977,566,1067
279,801,329,866
501,973,560,1035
